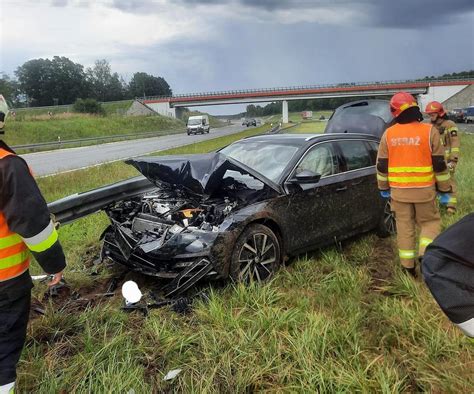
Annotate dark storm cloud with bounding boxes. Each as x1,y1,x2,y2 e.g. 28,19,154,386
175,0,474,28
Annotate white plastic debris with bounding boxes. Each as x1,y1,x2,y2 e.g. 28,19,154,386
121,281,143,304
163,369,182,381
31,275,49,281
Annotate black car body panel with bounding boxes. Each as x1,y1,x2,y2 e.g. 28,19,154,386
49,133,386,295
125,153,282,195
325,99,394,138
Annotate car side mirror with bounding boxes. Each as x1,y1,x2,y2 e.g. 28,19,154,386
292,170,321,184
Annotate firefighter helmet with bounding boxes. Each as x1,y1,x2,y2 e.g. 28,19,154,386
389,92,419,118
0,94,8,131
424,101,446,117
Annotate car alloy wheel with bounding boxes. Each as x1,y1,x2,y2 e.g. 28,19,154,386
377,199,396,237
383,200,396,235
231,224,281,283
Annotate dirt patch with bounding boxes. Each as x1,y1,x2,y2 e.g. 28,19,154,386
30,276,119,320
365,238,396,291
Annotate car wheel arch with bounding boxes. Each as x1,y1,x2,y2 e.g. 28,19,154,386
243,217,286,258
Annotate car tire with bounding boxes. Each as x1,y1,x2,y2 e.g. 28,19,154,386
230,224,282,284
376,199,396,238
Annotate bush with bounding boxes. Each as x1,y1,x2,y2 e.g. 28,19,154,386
72,98,105,115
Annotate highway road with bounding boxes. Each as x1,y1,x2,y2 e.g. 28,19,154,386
21,122,248,177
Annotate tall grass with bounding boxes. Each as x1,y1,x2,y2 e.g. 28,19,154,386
4,113,185,146
17,130,474,392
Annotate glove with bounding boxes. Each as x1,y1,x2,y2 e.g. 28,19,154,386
380,190,390,199
447,161,456,171
438,193,450,205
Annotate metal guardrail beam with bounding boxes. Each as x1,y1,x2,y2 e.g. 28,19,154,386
13,130,182,151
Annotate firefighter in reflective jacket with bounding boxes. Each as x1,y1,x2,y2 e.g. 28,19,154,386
0,95,67,393
376,92,451,277
424,101,460,214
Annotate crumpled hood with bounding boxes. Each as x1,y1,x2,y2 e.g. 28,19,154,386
125,153,281,196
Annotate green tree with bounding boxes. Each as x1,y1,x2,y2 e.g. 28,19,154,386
72,98,105,115
128,72,172,98
86,59,125,101
15,56,87,106
0,73,20,105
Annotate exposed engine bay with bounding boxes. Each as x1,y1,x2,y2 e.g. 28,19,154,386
105,187,239,255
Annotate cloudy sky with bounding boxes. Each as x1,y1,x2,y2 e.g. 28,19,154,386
1,0,473,114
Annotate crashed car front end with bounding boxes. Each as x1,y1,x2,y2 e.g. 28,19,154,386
99,153,281,295
101,189,236,280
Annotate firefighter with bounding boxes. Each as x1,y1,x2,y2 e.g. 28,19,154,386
0,95,67,393
376,92,451,277
424,101,460,214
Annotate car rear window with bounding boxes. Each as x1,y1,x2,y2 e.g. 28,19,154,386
337,140,373,171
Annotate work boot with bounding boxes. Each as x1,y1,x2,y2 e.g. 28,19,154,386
402,266,417,279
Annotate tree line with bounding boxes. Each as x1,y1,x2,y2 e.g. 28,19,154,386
246,70,474,117
0,57,172,107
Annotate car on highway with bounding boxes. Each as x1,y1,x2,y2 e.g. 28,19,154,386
242,118,257,127
448,108,465,123
49,133,394,296
187,115,210,135
464,106,474,123
325,99,394,138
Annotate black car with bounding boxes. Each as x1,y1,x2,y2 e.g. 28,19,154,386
242,119,257,127
447,108,465,123
325,99,394,138
49,133,394,296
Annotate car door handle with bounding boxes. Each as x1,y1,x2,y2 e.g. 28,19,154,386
352,180,363,186
336,186,348,192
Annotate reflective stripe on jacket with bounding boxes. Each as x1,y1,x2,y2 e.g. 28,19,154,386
0,148,30,281
387,123,435,188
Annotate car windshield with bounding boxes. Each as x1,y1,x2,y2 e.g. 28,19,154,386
333,101,393,123
220,140,300,182
188,119,201,125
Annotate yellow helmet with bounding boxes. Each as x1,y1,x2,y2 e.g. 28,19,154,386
0,95,9,132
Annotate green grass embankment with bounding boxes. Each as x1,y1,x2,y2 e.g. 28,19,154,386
17,128,474,392
4,113,185,147
13,100,133,118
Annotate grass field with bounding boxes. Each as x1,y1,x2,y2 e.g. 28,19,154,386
16,127,474,392
13,100,133,118
286,120,327,134
4,113,185,147
265,111,333,125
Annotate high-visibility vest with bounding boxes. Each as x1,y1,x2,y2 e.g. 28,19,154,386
0,148,30,281
386,123,435,188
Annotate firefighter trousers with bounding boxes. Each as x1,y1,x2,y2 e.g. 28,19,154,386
0,290,30,386
448,170,457,210
391,198,441,269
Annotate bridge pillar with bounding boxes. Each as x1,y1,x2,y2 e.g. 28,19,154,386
282,100,288,123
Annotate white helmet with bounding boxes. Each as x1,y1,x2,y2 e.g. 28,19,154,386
0,95,8,132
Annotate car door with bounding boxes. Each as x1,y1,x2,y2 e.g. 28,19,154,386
335,139,379,234
279,141,350,253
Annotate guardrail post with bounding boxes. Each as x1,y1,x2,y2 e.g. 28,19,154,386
58,136,61,148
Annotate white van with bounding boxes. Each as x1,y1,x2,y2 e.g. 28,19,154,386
187,115,210,135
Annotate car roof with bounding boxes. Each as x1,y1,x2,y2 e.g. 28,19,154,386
242,132,379,146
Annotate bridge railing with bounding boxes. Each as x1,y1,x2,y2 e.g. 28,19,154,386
140,76,474,102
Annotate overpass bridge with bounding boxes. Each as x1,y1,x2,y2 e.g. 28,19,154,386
139,78,474,123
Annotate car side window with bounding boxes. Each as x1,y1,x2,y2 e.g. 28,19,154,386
295,143,339,177
337,140,373,171
366,141,379,165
